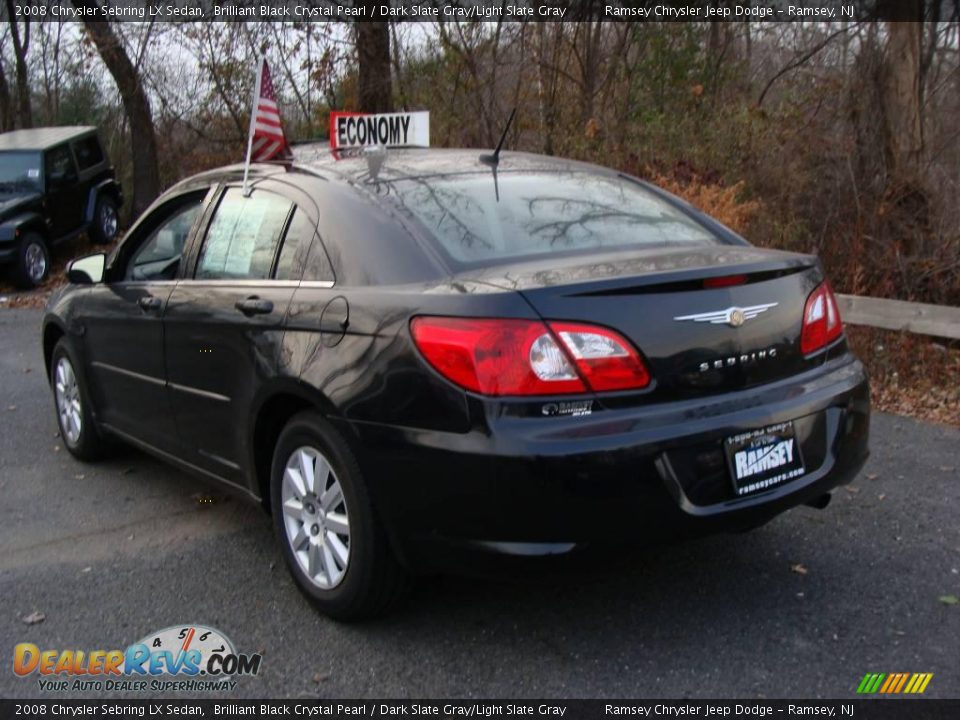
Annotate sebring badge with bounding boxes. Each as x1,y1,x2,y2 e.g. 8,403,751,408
674,302,778,328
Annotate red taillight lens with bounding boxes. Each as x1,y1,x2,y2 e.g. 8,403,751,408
703,274,747,289
410,317,650,396
800,281,843,354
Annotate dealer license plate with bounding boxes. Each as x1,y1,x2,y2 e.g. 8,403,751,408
724,421,805,497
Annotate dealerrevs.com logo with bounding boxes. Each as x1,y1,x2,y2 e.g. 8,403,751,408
13,625,262,693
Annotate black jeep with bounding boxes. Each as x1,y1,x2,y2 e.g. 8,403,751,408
0,126,123,288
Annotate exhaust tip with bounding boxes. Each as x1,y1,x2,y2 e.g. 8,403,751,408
805,492,832,510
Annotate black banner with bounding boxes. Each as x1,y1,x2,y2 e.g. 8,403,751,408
2,700,960,720
0,0,940,24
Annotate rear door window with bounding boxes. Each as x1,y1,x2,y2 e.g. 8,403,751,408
196,188,293,280
72,136,104,171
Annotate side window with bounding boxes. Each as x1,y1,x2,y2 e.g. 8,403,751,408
125,199,203,281
72,136,104,171
196,188,292,280
298,219,335,283
45,144,78,188
274,208,315,281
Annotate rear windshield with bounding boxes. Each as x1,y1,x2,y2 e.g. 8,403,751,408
0,151,42,194
388,172,719,268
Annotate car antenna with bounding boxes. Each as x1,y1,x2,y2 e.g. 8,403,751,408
480,108,516,202
480,107,516,168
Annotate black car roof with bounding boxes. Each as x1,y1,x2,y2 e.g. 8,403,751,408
0,126,97,152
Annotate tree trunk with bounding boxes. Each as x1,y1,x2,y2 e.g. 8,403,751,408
881,21,925,177
355,13,392,113
4,3,32,128
73,1,160,217
0,59,13,131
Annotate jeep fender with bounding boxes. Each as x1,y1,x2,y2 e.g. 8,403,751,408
0,210,46,244
84,179,123,224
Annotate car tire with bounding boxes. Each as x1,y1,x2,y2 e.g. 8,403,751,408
13,232,50,289
90,195,120,245
270,411,408,620
50,338,108,461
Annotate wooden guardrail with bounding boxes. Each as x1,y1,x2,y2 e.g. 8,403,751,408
837,294,960,340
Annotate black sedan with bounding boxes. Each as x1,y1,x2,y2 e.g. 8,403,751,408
41,148,870,619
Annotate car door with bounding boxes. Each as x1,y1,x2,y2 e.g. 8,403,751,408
80,189,210,451
43,143,85,239
163,184,309,487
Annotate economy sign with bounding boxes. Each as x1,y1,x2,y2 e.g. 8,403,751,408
329,111,430,150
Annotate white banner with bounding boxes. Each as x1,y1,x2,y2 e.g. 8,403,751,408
329,111,430,150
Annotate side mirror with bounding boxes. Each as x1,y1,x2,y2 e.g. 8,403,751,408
66,253,107,285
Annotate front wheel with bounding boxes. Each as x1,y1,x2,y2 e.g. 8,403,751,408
50,338,108,461
270,411,407,620
14,232,50,289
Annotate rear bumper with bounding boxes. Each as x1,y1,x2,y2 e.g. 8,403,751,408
342,355,870,574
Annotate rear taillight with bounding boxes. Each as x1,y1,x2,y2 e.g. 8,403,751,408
410,317,650,396
800,281,843,354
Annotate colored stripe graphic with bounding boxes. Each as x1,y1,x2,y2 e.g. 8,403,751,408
858,672,933,694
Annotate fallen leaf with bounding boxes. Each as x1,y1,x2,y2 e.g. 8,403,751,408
866,473,878,481
791,563,809,575
939,595,959,605
941,466,955,472
7,405,16,411
878,494,886,501
312,672,329,684
81,567,92,573
22,611,45,625
845,486,860,494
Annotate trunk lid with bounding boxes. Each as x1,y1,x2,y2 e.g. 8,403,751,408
462,246,827,405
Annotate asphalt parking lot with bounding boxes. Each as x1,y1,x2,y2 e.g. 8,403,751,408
1,307,958,700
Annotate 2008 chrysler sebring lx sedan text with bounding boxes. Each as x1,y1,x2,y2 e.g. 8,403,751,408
41,148,869,619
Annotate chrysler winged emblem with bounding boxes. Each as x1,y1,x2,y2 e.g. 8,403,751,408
674,302,778,328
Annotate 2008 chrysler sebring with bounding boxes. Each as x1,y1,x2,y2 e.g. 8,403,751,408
42,148,869,619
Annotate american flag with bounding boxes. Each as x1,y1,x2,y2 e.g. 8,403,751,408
248,59,289,162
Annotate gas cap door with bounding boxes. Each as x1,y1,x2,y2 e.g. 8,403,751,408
320,295,349,347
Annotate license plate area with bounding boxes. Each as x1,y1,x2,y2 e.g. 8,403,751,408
725,421,805,497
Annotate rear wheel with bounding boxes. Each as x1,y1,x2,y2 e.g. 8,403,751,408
90,195,119,245
270,411,407,620
14,232,50,289
50,338,107,461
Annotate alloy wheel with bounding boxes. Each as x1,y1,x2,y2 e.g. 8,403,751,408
54,356,82,445
100,203,119,240
25,242,47,283
281,446,351,589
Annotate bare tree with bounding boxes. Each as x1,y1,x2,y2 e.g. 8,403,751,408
356,11,392,112
4,0,31,127
0,28,14,131
72,0,160,216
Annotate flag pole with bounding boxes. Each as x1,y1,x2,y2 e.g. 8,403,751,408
242,56,265,198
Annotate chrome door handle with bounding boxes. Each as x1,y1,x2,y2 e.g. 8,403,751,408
137,296,162,312
235,297,274,316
